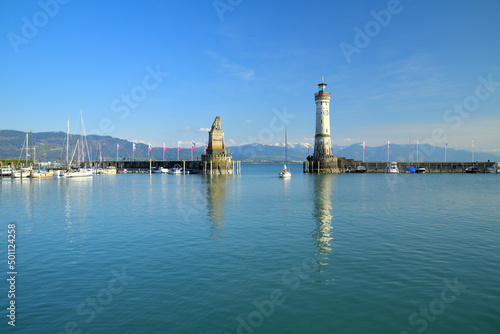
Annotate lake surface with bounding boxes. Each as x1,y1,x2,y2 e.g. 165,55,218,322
1,164,499,333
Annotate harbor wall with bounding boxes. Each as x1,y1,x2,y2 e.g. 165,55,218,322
101,160,202,172
338,160,495,173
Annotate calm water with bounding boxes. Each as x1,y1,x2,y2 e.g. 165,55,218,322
1,164,499,333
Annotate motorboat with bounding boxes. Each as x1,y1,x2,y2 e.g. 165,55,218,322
465,166,480,173
355,166,367,173
386,161,399,173
345,166,356,173
1,167,13,176
487,162,499,174
168,167,183,175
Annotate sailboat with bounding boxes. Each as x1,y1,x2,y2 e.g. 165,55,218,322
279,128,291,178
13,133,31,178
65,109,93,178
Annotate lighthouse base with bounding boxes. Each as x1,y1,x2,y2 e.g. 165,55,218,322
305,155,340,173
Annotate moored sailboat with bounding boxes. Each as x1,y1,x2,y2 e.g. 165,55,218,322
65,109,94,178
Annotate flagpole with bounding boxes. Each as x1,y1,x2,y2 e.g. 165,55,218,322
417,140,419,165
178,142,180,161
445,141,447,162
116,144,119,161
472,140,474,162
362,141,365,163
387,140,390,162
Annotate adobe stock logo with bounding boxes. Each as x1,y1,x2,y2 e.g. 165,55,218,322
339,0,408,64
7,0,71,54
400,277,467,334
213,0,243,21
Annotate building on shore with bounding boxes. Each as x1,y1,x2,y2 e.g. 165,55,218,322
306,78,340,173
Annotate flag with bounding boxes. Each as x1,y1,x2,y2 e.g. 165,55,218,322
363,141,365,151
163,142,166,152
446,141,448,147
204,139,208,150
388,140,390,151
100,146,102,153
133,143,136,152
192,141,195,150
117,144,119,152
178,141,181,151
148,143,152,152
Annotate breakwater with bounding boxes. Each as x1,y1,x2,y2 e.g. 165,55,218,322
102,160,202,172
304,160,496,173
100,160,241,174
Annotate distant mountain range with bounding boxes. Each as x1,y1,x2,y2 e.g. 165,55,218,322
1,130,499,163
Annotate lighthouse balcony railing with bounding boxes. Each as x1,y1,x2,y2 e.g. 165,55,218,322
314,92,331,97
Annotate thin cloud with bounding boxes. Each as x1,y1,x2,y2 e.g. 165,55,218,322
205,51,255,81
221,62,255,80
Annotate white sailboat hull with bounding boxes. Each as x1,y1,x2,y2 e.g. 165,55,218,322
13,171,31,178
279,171,291,178
65,169,93,178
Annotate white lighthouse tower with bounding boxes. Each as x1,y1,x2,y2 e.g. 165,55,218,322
314,76,332,157
307,77,339,173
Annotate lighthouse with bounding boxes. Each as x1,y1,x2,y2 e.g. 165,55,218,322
306,77,340,173
314,77,332,157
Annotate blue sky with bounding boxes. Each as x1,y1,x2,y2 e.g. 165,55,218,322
1,0,499,152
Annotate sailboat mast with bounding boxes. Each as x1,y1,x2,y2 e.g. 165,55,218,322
30,130,33,165
285,127,288,165
25,133,29,165
66,118,70,170
80,109,84,166
409,133,411,166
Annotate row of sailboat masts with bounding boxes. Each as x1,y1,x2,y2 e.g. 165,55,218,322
65,109,92,169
